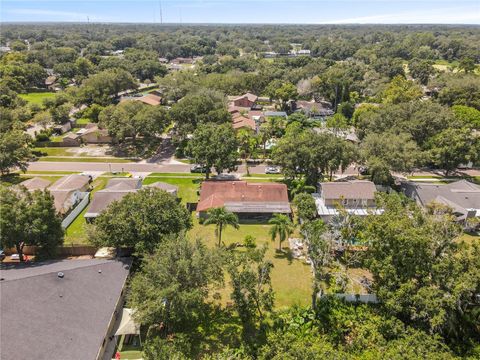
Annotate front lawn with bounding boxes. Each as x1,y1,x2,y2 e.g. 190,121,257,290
37,156,132,163
19,92,55,105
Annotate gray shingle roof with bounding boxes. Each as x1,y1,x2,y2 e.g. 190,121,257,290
404,180,480,213
0,258,131,360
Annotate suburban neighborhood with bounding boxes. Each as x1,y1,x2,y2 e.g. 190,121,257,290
1,4,480,360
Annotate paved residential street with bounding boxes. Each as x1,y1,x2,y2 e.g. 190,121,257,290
27,161,269,174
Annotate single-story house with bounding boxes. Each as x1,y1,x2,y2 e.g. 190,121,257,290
313,180,382,222
145,181,179,196
401,180,480,222
62,124,112,145
197,181,291,220
85,178,178,220
19,177,51,192
49,174,91,214
0,258,131,360
232,112,257,132
45,75,57,89
293,100,334,119
264,111,288,118
170,57,194,65
137,93,162,106
231,93,258,109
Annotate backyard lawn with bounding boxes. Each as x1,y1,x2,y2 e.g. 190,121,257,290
143,176,201,203
19,92,55,105
64,177,109,244
191,219,312,308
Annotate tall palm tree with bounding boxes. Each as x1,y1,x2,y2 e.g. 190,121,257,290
269,214,295,251
203,207,239,247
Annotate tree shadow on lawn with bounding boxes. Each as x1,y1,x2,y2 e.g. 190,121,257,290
110,138,161,159
273,248,294,264
0,173,28,186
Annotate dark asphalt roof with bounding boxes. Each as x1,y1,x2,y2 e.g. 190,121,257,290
0,258,131,360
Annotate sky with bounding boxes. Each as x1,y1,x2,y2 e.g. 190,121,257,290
1,0,479,24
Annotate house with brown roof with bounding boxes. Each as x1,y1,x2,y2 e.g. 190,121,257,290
19,177,51,192
231,93,258,109
45,75,57,89
49,174,92,215
84,178,178,220
62,124,112,145
292,100,334,119
312,180,382,222
197,181,291,220
232,112,257,132
137,93,162,106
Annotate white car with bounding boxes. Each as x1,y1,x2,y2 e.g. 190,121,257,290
265,166,281,174
10,254,20,261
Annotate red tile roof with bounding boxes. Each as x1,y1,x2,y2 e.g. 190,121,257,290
232,114,256,130
197,181,289,212
138,93,162,106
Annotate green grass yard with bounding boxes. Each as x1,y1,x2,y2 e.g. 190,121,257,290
190,218,312,308
143,176,201,203
64,177,109,244
37,156,131,163
19,92,55,105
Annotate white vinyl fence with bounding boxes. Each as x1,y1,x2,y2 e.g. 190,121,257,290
61,192,90,229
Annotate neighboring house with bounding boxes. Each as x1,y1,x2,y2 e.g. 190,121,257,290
401,180,480,222
145,181,179,196
231,93,258,109
45,75,57,89
0,258,131,360
170,57,194,65
122,93,162,106
313,127,360,144
293,100,334,119
197,181,291,220
19,177,51,192
313,180,382,222
137,93,162,106
62,124,112,145
264,111,288,118
52,121,72,135
84,178,178,220
232,112,257,132
49,174,91,215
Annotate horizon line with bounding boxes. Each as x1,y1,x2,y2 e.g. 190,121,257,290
3,21,480,26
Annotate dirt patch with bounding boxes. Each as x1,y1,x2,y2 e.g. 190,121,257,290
65,146,111,157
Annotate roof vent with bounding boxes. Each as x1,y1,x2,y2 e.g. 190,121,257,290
57,272,64,278
98,269,102,274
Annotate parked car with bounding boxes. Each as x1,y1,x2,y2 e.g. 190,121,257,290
213,173,238,181
358,166,369,175
0,250,5,261
10,254,20,261
190,164,208,173
265,166,281,174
